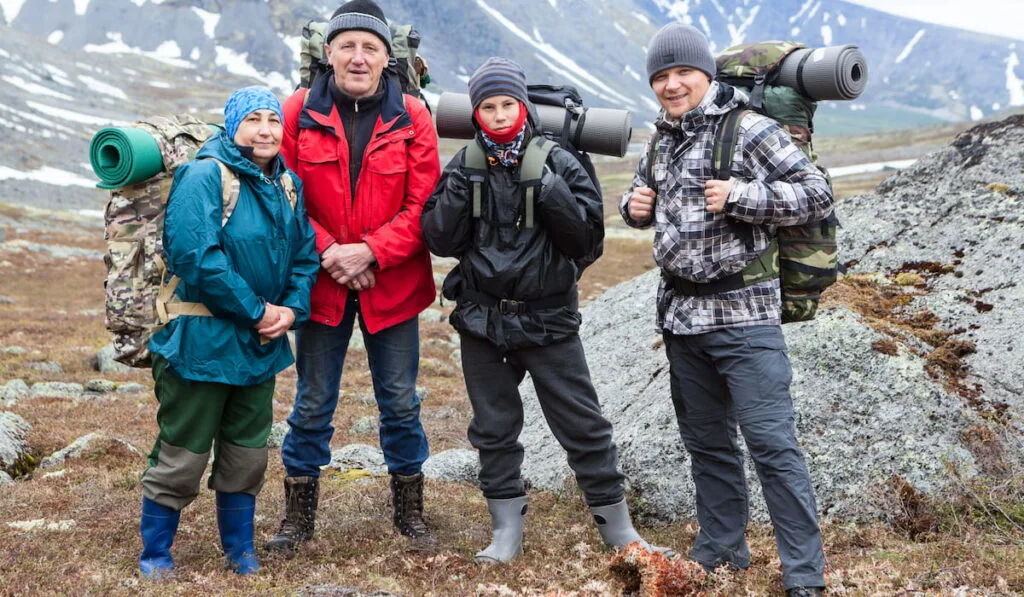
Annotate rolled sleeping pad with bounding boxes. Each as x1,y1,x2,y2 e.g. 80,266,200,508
435,92,633,157
89,127,165,190
776,44,868,101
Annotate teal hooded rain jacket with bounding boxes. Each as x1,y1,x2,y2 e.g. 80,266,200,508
149,131,319,385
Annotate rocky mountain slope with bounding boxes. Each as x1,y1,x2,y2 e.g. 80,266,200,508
518,114,1024,523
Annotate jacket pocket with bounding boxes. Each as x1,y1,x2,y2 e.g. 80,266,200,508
366,145,408,227
297,132,339,164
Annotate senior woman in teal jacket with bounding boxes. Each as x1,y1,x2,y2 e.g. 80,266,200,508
139,86,318,578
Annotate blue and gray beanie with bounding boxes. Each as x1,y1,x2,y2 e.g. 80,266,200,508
325,0,392,54
223,86,283,139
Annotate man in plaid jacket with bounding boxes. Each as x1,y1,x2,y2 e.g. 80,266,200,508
620,23,833,597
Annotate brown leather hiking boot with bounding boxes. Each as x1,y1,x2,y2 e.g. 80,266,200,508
265,476,319,556
390,472,437,548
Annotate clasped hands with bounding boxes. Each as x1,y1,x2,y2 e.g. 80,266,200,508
320,242,378,292
254,303,295,342
627,178,734,219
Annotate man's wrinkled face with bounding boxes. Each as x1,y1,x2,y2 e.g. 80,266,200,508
326,30,389,98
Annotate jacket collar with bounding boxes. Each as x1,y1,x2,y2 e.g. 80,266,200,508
299,72,411,136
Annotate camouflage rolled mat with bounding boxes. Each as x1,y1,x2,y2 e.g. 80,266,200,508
89,126,165,190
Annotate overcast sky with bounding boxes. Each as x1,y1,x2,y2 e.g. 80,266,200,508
841,0,1024,41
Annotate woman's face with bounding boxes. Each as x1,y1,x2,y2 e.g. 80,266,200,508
233,109,283,170
475,95,521,133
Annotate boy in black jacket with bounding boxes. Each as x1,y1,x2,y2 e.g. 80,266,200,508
422,57,661,563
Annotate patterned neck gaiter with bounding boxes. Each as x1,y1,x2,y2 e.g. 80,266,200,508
479,126,526,168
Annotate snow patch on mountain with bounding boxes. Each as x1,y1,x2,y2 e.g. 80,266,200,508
84,33,194,69
78,75,128,100
1,76,74,101
191,7,219,39
1007,51,1024,106
0,0,26,23
25,100,129,126
0,165,96,187
895,29,926,64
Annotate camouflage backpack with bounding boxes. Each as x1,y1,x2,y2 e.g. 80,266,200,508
647,41,838,323
102,115,297,367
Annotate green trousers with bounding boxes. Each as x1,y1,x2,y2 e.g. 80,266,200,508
141,356,274,511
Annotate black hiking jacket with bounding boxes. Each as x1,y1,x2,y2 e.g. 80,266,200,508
422,126,604,350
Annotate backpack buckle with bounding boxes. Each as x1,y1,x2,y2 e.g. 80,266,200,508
498,299,525,315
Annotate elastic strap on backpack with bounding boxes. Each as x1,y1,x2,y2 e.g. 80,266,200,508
519,137,556,229
463,140,489,219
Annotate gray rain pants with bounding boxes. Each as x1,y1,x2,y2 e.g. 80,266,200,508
664,325,825,590
460,333,625,506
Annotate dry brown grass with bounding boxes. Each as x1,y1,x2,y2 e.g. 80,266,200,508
3,204,1024,596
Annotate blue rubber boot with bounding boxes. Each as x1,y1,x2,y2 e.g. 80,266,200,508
139,498,180,578
216,492,260,575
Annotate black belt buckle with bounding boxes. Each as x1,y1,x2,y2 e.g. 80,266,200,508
498,299,523,315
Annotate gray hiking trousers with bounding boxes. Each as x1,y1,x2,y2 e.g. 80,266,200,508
664,325,825,590
460,333,625,506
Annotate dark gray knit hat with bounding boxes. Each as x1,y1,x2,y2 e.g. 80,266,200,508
646,23,716,83
468,57,529,110
325,0,392,53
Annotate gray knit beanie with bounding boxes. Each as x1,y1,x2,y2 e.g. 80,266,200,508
468,57,529,110
325,0,392,54
646,23,716,83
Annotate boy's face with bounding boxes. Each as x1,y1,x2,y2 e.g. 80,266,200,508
651,66,711,119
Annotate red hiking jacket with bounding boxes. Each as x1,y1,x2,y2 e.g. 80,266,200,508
281,76,440,333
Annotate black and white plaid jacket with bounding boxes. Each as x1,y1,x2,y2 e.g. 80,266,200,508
620,82,834,335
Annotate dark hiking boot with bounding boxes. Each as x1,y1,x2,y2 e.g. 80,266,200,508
264,476,319,556
390,472,437,549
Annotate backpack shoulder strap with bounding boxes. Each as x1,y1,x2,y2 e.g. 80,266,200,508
712,108,750,181
520,137,556,229
713,108,757,250
205,158,241,226
279,172,298,210
463,140,488,219
645,130,662,192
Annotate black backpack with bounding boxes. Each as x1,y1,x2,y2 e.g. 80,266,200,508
462,84,603,274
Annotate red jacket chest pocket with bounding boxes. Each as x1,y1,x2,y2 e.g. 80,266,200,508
364,140,409,227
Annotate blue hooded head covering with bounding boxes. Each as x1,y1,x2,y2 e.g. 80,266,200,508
223,86,283,139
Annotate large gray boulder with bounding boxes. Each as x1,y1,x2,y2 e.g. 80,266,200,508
519,115,1024,523
0,412,32,477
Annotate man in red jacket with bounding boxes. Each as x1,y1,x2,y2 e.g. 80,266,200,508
266,0,441,554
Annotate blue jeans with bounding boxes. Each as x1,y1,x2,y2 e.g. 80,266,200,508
282,295,428,477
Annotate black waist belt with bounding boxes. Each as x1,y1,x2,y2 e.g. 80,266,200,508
460,288,572,315
663,270,748,297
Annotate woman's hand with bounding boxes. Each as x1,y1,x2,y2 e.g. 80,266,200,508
254,303,295,340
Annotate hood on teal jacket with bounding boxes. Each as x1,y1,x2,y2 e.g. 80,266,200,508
149,130,319,386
